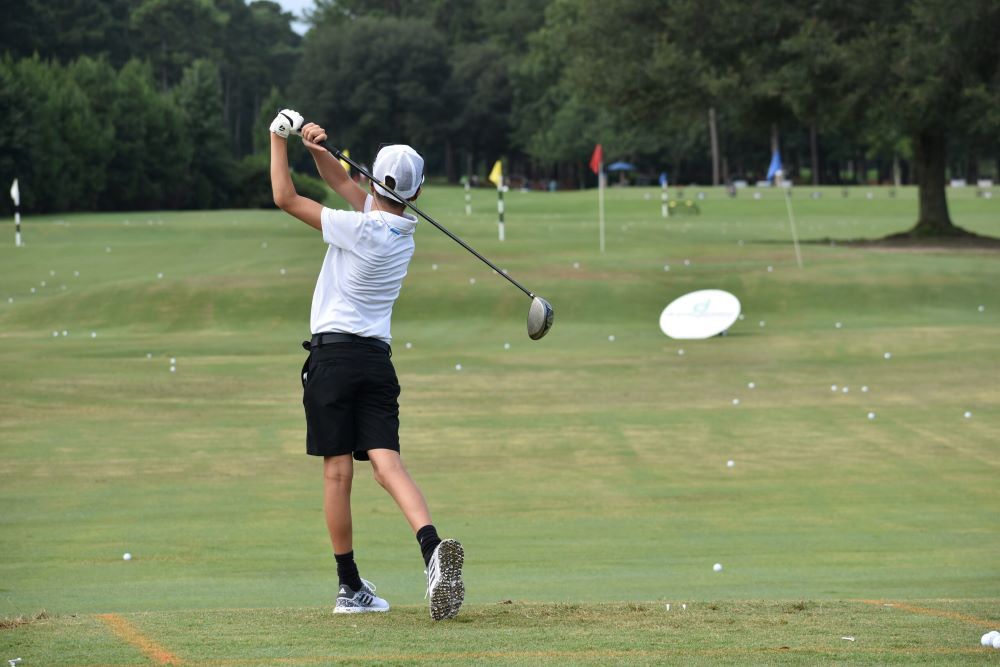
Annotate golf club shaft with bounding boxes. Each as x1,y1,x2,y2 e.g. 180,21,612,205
316,139,535,299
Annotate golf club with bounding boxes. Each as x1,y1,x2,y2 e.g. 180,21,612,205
313,135,554,340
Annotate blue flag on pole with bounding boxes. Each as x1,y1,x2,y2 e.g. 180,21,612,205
766,150,783,182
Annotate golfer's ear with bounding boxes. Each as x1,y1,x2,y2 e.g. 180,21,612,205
409,187,421,202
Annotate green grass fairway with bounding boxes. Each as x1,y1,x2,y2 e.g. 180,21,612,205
1,185,999,664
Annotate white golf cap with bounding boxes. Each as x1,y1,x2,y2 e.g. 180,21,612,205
372,144,424,202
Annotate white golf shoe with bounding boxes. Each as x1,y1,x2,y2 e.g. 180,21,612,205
425,539,464,620
333,579,389,614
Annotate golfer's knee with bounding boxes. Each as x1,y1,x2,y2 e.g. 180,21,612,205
323,457,353,486
371,455,405,488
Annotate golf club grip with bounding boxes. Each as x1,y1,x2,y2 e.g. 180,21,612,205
314,138,535,300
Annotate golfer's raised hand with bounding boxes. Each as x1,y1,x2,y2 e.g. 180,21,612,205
269,108,304,138
301,123,328,151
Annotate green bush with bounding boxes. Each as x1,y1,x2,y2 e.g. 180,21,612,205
232,153,329,209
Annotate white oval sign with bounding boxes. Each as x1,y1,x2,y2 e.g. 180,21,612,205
659,289,741,339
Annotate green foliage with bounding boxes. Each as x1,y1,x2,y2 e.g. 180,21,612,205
290,16,449,163
0,56,109,213
173,59,235,208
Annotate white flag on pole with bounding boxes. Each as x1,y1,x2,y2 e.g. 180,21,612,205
10,179,19,207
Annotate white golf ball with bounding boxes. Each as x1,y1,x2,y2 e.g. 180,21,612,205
261,241,268,248
431,264,438,270
608,335,615,342
6,297,12,303
405,342,412,349
726,460,735,468
62,330,68,337
677,349,685,356
738,314,745,321
766,266,773,273
170,366,176,373
30,287,36,293
454,363,462,371
964,411,972,419
91,332,97,339
747,382,755,389
842,386,849,394
40,280,46,287
663,264,670,272
683,259,690,266
713,563,722,572
106,246,111,253
469,278,476,285
573,262,580,269
170,357,177,364
732,398,740,406
978,305,985,312
835,322,843,329
503,342,510,350
157,272,164,279
981,631,998,646
883,352,892,360
867,412,876,420
993,633,1000,649
74,271,80,277
279,268,287,275
123,553,132,561
759,320,766,327
831,384,838,392
146,353,153,359
861,386,869,393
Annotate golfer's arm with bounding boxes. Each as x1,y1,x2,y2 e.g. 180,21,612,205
306,144,367,211
270,134,323,231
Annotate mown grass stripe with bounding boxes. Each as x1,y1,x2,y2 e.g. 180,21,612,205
96,613,182,665
859,599,997,628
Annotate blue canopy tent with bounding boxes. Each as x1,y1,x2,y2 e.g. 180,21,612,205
607,161,637,171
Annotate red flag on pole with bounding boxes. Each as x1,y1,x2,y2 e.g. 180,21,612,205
589,144,603,174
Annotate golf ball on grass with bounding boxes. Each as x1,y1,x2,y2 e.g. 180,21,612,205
964,411,972,419
123,553,132,561
726,460,734,468
867,412,876,420
454,363,462,371
883,352,892,360
608,335,615,342
993,634,1000,649
713,563,722,572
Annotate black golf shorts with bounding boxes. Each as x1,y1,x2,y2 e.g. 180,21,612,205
301,341,400,460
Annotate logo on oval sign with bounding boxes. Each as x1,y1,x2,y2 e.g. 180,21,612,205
659,289,742,339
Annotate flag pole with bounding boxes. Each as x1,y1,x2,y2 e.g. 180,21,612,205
598,161,605,253
497,180,505,241
10,178,21,247
784,186,804,268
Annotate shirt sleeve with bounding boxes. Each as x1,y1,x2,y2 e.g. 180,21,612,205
321,206,367,251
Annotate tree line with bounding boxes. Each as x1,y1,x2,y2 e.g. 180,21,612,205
2,0,998,235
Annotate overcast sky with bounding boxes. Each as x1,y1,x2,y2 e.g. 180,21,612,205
270,0,313,34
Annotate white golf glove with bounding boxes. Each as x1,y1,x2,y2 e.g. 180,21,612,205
269,109,304,138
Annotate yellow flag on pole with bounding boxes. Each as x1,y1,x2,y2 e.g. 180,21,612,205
488,160,503,188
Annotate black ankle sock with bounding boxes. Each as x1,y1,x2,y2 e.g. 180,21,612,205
334,551,363,592
416,524,442,567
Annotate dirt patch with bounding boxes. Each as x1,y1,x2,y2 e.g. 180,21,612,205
0,610,49,630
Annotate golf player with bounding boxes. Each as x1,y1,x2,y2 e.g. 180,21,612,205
268,109,464,620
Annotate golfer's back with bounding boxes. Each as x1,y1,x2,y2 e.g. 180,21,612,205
311,195,418,344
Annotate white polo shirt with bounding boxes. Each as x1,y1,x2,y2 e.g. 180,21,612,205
310,195,417,343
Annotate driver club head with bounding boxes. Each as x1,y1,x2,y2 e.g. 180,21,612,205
527,296,554,340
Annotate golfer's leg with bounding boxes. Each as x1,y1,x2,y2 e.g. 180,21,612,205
323,454,354,553
368,449,432,532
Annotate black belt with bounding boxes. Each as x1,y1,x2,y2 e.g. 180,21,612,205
305,332,390,354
